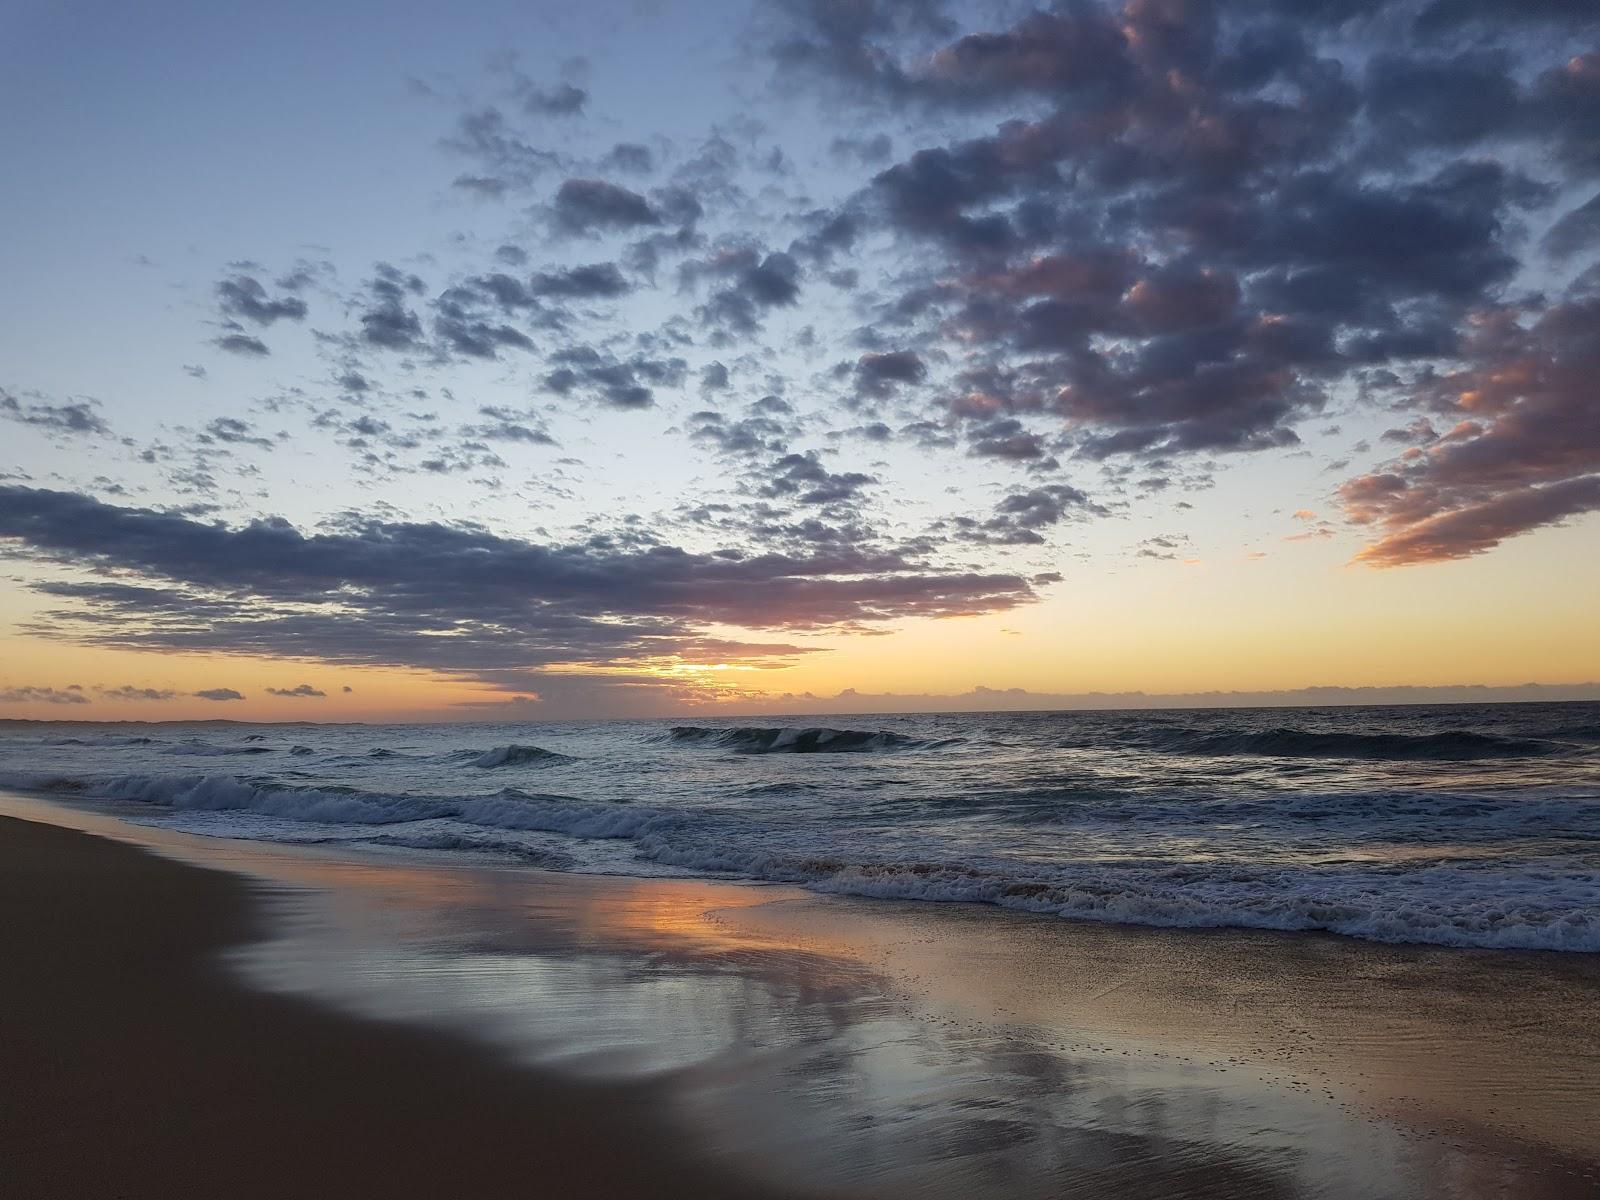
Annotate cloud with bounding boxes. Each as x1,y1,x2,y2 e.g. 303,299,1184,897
543,346,687,409
830,133,893,165
94,685,179,701
1340,292,1600,564
1,390,110,437
441,107,562,195
602,142,654,174
432,283,535,359
766,1,1594,477
946,483,1100,545
528,261,631,298
749,680,1600,715
359,263,426,350
0,486,1039,696
0,685,89,705
687,395,795,458
194,687,245,701
201,417,275,451
518,81,587,117
213,333,270,357
553,179,660,232
966,418,1048,462
266,683,327,698
758,451,875,506
1544,190,1600,256
216,275,308,326
685,247,802,335
854,350,926,397
461,406,556,445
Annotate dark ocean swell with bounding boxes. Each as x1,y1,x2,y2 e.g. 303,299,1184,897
668,726,939,753
1105,726,1577,761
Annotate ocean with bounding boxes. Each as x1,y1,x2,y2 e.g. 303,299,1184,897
4,701,1598,952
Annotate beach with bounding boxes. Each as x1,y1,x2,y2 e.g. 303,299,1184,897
0,811,807,1200
4,793,1599,1199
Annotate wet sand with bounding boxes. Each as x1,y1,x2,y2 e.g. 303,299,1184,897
0,813,810,1200
4,795,1600,1198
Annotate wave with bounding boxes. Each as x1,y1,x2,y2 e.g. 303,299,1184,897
2,765,1595,952
21,771,671,844
1544,723,1600,744
623,840,1600,953
161,741,275,757
41,735,158,748
337,832,576,868
468,744,574,769
668,725,935,753
804,859,1600,953
1116,726,1575,761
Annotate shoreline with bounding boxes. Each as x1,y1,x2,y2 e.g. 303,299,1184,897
5,795,1600,1198
0,812,814,1200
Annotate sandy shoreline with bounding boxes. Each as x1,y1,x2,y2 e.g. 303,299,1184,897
4,796,1600,1198
0,813,812,1200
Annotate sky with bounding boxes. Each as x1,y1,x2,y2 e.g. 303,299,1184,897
1,0,1598,721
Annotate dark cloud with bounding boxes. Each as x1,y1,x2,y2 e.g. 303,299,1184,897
854,350,926,398
687,396,794,458
0,685,89,705
0,486,1038,690
214,333,270,357
1363,50,1520,155
766,0,1595,481
1544,190,1600,256
454,175,511,199
0,390,110,437
602,142,654,174
543,346,687,409
1340,291,1600,565
830,133,893,165
967,418,1048,462
518,81,587,117
529,261,631,299
201,417,274,451
443,107,562,195
1413,0,1600,31
432,282,535,359
216,275,308,326
360,264,426,350
462,406,557,445
94,685,179,701
759,451,875,506
553,178,660,232
266,683,327,698
194,687,245,701
946,483,1101,546
685,247,801,334
700,361,730,391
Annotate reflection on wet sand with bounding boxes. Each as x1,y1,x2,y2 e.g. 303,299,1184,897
6,792,1598,1200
